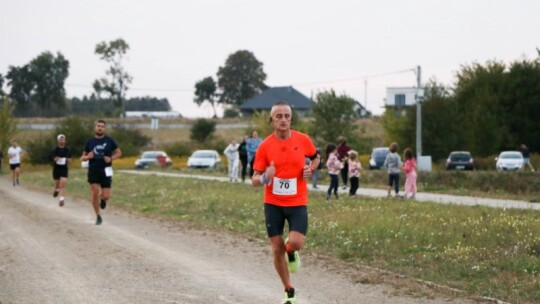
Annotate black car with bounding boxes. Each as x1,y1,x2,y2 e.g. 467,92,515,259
369,147,390,169
446,151,474,170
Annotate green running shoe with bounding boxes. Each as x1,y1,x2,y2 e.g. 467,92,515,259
284,238,301,273
282,288,296,304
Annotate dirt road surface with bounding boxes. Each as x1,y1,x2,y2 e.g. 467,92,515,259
0,180,477,304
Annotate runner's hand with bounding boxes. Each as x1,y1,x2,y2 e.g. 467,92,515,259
266,161,276,181
303,165,312,179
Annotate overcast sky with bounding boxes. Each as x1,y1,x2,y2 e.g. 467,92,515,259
1,0,539,117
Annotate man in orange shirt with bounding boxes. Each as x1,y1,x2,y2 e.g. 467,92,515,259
252,101,320,304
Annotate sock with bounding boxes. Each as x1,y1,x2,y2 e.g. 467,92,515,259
285,242,296,261
59,196,64,201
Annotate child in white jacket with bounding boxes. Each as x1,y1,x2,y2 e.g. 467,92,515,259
223,139,239,182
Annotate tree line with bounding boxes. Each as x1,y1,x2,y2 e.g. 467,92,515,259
0,38,171,117
383,50,540,159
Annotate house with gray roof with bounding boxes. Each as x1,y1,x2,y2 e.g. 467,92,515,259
239,86,315,117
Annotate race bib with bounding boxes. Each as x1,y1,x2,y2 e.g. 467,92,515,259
105,167,113,177
272,177,297,196
56,157,66,165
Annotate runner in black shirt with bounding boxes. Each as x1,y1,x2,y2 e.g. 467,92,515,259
81,120,122,225
50,134,72,206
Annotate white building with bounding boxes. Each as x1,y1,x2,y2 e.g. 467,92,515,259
385,87,419,107
124,111,182,118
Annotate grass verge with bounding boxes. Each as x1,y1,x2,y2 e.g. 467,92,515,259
16,169,540,304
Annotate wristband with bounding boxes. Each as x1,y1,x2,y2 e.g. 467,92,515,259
259,173,267,185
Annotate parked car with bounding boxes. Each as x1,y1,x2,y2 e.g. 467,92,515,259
187,150,221,169
495,151,524,171
446,151,474,170
134,151,172,169
369,147,390,169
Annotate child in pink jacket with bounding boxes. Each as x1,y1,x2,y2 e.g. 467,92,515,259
402,148,417,199
326,143,343,200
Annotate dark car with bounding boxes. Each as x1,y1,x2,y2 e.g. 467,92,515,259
369,147,390,169
446,151,474,170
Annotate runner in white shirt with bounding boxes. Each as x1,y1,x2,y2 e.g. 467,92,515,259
7,140,24,186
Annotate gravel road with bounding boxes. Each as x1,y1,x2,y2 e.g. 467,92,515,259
0,180,479,304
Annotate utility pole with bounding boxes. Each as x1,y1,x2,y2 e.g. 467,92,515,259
415,65,422,157
364,79,368,112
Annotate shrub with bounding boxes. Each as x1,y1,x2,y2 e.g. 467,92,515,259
164,141,192,157
54,117,94,156
190,119,216,143
223,108,240,118
26,133,55,165
109,125,151,157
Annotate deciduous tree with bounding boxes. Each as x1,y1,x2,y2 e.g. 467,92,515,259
94,38,132,109
194,76,218,117
217,50,267,106
311,90,359,145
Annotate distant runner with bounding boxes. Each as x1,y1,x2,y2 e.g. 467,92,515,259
252,101,320,304
50,134,72,207
7,139,24,187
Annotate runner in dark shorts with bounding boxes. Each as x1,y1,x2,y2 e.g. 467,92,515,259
81,120,122,225
50,134,71,207
252,102,320,304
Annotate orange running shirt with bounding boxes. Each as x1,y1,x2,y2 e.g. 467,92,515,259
253,130,317,207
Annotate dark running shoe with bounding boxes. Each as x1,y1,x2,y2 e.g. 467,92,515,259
96,215,103,225
59,199,65,207
53,190,59,198
282,288,296,304
100,199,107,209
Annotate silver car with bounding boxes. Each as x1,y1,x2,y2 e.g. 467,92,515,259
495,151,523,171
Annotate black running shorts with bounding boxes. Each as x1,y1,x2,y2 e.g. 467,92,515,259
264,204,308,237
87,167,112,188
10,163,20,170
53,166,68,180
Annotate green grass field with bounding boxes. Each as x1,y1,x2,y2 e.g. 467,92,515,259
14,168,540,304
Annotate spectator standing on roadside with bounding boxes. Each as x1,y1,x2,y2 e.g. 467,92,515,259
520,144,535,172
224,138,240,182
401,148,417,199
337,137,351,190
238,135,248,182
311,148,322,189
347,150,362,197
326,143,342,200
247,130,262,178
384,142,402,198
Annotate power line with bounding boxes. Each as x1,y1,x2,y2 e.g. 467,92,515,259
287,68,415,87
65,83,193,92
66,68,416,92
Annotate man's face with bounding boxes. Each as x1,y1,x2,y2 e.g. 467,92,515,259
57,137,66,146
11,141,17,147
94,122,106,136
271,105,292,132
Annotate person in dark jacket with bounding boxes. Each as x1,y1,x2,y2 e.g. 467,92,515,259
336,137,351,189
520,144,535,172
238,135,248,182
